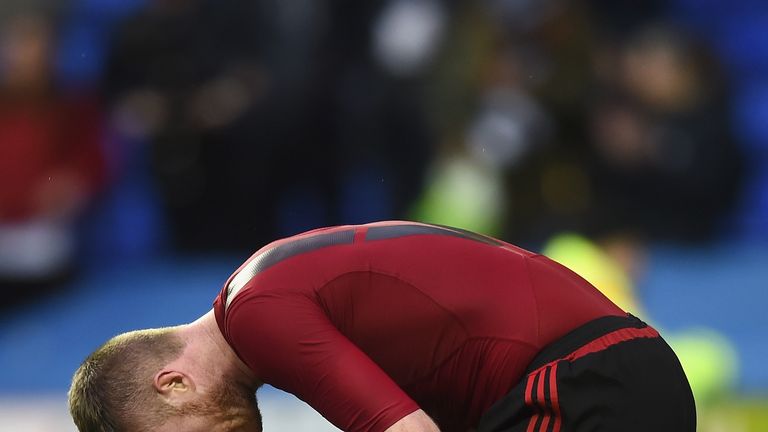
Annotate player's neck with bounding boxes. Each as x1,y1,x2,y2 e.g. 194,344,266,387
184,310,259,389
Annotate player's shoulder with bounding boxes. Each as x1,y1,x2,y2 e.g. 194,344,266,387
221,225,362,308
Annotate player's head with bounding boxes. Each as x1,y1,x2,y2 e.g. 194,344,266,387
68,327,261,432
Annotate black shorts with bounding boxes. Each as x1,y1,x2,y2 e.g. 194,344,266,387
477,314,696,432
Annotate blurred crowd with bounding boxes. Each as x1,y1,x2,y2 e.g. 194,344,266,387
0,1,762,311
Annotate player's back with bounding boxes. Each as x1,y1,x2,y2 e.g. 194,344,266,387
214,221,624,431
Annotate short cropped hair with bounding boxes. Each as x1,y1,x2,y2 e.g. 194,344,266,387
68,328,186,431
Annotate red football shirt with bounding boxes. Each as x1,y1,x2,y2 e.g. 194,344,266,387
213,221,624,432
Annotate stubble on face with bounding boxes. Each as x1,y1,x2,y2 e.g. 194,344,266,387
208,379,263,432
172,376,262,432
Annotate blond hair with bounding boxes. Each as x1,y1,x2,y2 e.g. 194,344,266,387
68,328,185,431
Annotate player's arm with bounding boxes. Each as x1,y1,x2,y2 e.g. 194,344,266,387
384,410,440,432
226,294,423,432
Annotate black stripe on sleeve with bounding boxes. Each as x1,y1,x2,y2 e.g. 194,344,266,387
365,223,503,246
225,229,355,309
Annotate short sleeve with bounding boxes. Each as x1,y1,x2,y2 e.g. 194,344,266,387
226,293,419,432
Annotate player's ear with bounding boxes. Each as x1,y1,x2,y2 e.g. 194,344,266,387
153,370,195,398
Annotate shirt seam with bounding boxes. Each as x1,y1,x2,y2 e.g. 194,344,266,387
522,254,542,347
315,269,472,338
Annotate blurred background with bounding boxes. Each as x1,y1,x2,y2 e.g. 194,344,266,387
0,0,766,430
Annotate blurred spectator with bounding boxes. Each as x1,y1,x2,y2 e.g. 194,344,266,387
410,2,557,238
586,25,743,243
0,13,105,308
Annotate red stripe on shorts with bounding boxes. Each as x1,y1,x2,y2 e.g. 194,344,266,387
562,325,659,363
549,362,561,432
525,369,544,432
537,366,550,432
